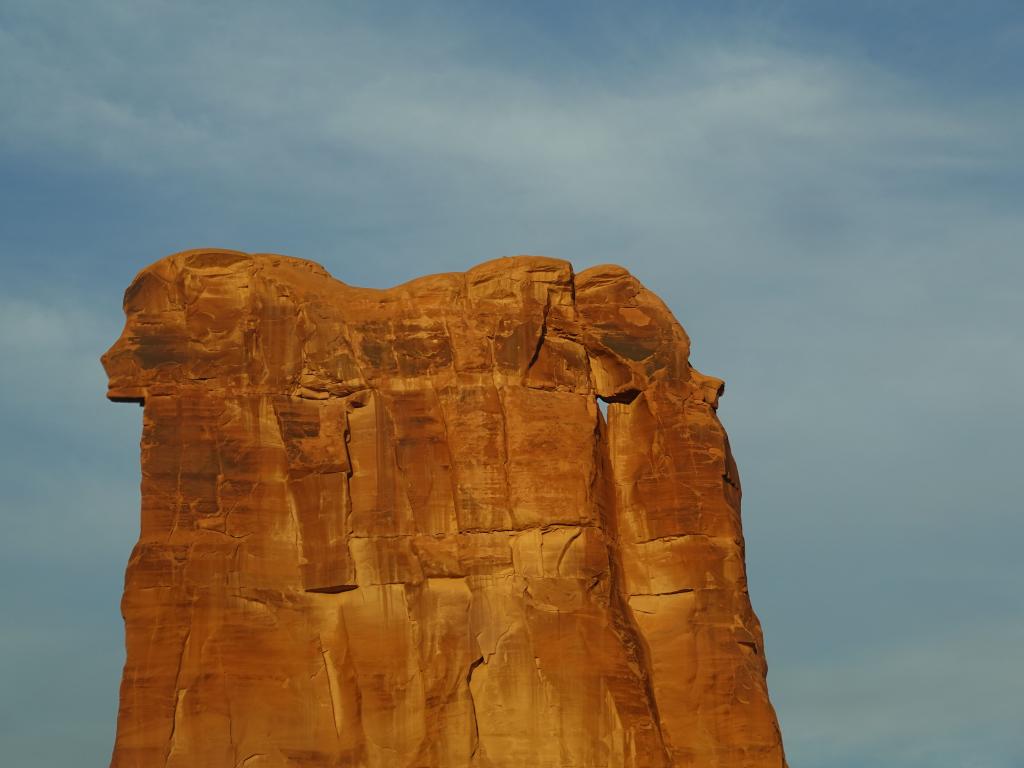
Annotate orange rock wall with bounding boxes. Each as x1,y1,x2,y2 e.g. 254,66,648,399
102,250,786,767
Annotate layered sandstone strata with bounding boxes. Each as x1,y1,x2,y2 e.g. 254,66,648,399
102,250,785,767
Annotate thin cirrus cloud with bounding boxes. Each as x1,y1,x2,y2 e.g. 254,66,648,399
1,2,1022,767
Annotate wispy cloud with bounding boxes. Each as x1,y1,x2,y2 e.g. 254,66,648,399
3,4,1017,213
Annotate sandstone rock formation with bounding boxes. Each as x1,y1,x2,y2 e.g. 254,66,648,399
102,249,786,767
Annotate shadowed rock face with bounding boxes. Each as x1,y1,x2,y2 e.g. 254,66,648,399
102,249,786,768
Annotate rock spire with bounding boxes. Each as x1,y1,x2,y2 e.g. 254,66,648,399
103,250,785,767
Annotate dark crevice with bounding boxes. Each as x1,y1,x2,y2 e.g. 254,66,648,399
109,395,145,405
598,388,641,405
630,587,694,598
525,301,550,373
305,584,358,594
466,655,485,758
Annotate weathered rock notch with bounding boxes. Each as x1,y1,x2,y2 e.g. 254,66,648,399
102,250,786,768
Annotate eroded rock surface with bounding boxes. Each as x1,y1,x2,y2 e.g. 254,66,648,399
103,250,786,767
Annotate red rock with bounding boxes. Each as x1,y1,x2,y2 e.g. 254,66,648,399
103,249,786,767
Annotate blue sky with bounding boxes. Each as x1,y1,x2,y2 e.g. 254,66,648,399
1,2,1022,765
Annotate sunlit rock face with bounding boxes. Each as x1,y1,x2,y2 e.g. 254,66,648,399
102,249,786,768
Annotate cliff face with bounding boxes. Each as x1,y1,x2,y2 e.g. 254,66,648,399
102,250,785,768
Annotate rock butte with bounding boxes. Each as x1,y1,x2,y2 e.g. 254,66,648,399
102,249,786,768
